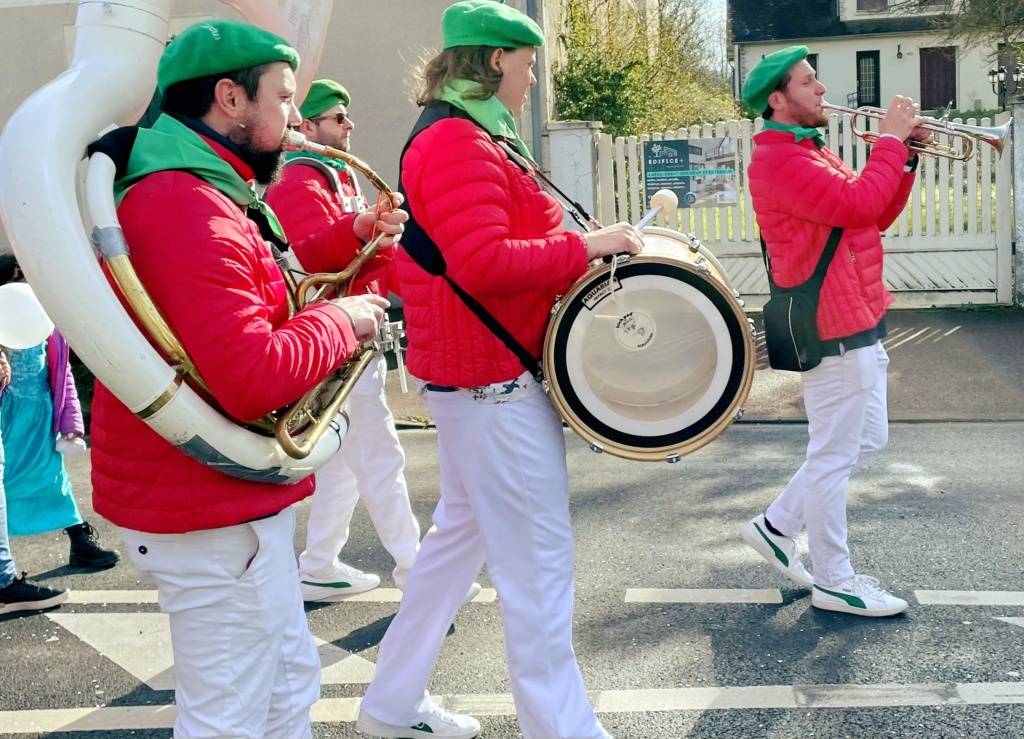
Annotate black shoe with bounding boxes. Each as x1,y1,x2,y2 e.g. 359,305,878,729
65,522,120,569
0,573,69,615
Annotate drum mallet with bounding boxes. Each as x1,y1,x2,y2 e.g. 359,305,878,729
633,189,679,230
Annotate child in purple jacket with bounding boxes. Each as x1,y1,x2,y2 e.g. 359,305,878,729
0,257,118,571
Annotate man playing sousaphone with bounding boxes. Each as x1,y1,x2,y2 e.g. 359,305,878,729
87,20,403,737
739,45,928,617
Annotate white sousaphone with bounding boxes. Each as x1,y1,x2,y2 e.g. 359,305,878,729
0,0,357,483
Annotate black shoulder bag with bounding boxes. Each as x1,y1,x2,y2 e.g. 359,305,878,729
760,226,842,372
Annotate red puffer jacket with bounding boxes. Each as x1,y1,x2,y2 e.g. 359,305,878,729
92,137,360,534
398,118,589,386
266,161,396,296
749,130,916,340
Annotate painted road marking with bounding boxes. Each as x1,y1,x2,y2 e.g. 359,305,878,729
64,588,496,605
625,589,1024,606
46,612,376,690
995,617,1024,629
66,588,1024,608
625,588,783,604
4,681,1024,732
915,591,1024,606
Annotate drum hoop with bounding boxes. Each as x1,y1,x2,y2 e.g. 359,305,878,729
544,259,754,460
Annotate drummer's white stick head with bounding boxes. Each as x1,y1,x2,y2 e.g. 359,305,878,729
650,189,678,213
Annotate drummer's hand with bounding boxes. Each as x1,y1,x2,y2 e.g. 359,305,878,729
353,192,407,247
0,351,9,390
583,222,644,260
330,294,390,342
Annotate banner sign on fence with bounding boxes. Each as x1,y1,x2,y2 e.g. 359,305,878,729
643,138,738,209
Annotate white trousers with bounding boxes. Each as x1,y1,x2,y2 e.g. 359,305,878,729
121,508,320,738
299,356,420,586
766,342,890,586
360,390,608,739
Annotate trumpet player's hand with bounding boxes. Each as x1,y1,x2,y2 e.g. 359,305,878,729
879,96,922,143
353,192,407,247
583,222,644,260
909,126,935,145
331,294,390,343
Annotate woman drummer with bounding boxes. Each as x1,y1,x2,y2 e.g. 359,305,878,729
355,3,642,738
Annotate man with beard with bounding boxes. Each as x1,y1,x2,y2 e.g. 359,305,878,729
88,20,402,737
739,46,925,617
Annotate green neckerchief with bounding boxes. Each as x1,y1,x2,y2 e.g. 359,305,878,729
114,114,286,242
284,148,350,175
435,79,535,163
763,118,825,147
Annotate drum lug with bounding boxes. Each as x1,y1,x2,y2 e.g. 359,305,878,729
589,442,604,454
687,234,701,253
697,258,710,274
734,408,745,420
747,318,755,329
737,298,746,308
666,453,681,464
732,288,741,298
550,296,564,315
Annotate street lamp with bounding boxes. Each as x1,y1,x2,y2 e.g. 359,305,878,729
987,66,1007,95
989,64,1024,108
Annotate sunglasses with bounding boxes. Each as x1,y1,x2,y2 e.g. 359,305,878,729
312,112,350,126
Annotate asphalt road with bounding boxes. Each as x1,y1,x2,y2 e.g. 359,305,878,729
1,420,1022,738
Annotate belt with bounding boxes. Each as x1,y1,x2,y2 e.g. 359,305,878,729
820,319,887,358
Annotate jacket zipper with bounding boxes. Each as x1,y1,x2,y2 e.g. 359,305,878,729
787,296,803,370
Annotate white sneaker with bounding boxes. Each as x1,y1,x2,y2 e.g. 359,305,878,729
356,701,480,738
812,575,908,617
741,514,814,588
299,561,380,602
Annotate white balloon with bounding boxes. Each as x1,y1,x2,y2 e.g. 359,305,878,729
0,282,54,349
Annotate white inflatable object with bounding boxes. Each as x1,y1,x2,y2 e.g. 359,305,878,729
0,0,343,483
0,282,54,349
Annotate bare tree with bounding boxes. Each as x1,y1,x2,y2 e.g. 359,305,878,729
889,0,1024,62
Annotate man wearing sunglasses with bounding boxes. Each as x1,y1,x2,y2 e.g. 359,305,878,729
267,80,479,606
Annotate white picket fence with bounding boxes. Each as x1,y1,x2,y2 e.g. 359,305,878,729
592,112,1014,307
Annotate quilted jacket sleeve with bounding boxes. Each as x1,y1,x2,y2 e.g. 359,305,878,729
761,136,911,229
119,173,359,422
405,119,588,296
876,165,917,232
266,166,363,274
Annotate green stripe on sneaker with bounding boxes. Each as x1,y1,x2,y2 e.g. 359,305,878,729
411,722,434,733
814,584,867,609
753,522,789,567
300,580,352,589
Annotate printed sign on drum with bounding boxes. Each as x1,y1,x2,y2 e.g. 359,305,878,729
643,139,738,209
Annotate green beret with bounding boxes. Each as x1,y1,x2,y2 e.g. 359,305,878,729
158,19,300,92
741,45,809,115
299,79,351,119
442,1,544,50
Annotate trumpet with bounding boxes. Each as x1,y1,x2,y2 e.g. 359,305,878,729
822,102,1011,160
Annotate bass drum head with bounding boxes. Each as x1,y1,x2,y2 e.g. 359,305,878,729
544,256,753,462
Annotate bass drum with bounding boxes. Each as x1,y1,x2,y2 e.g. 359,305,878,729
543,227,755,462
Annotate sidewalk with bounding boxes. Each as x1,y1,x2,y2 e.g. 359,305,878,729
384,307,1024,426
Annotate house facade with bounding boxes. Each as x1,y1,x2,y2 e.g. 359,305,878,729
728,0,1001,115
